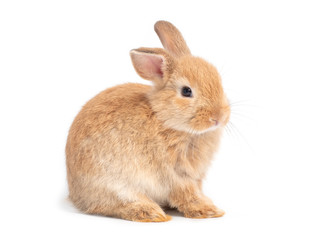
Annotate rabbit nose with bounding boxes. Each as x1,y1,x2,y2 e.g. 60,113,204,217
209,118,219,126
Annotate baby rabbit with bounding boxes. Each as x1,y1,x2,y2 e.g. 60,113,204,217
66,21,230,222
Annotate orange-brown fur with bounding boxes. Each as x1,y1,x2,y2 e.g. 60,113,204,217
66,21,230,222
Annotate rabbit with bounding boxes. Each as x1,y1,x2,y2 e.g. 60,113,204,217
66,20,231,222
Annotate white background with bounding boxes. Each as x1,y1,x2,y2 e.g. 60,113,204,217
1,0,319,239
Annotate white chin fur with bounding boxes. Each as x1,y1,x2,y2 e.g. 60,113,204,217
168,124,220,135
190,125,220,135
163,120,221,135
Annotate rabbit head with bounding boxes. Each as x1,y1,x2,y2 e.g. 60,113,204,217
130,21,230,134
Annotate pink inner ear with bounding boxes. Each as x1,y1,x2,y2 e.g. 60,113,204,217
145,55,164,78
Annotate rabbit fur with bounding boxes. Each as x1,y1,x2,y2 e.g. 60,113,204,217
66,21,230,222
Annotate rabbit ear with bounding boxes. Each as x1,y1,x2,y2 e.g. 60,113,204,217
130,47,173,84
154,21,191,58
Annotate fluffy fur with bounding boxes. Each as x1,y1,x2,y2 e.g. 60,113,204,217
66,21,230,222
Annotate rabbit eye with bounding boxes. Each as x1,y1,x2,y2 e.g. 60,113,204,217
181,86,192,97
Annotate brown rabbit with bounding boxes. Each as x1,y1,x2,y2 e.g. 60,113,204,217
66,21,230,222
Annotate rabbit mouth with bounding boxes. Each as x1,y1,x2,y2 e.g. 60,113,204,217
186,111,230,135
186,115,222,134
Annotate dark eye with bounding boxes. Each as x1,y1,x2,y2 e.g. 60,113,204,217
181,86,192,97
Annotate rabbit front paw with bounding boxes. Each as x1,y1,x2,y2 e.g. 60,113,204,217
182,203,225,219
